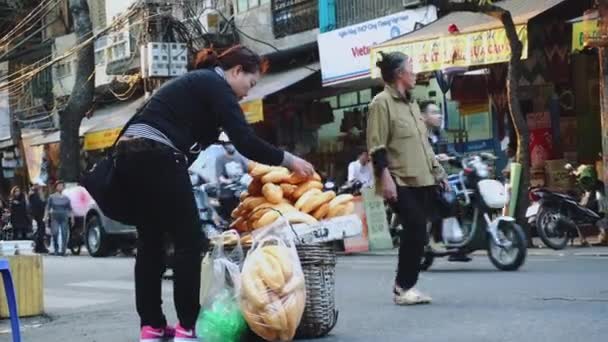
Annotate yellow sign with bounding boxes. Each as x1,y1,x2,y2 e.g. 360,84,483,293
240,99,264,124
371,25,528,76
84,128,122,151
572,19,599,51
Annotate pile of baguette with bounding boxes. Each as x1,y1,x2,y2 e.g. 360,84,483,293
241,242,306,341
230,162,355,234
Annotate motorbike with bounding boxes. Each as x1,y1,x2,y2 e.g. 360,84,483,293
420,152,528,271
527,163,607,250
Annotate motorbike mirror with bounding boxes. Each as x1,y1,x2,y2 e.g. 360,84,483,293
324,181,335,189
564,163,574,171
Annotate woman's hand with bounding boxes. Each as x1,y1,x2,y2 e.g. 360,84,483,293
289,155,315,178
381,169,397,202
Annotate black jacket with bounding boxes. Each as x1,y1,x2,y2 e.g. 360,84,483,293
29,193,46,219
133,69,284,165
10,195,30,230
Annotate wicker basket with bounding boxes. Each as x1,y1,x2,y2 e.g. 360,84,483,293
295,243,338,339
224,242,338,340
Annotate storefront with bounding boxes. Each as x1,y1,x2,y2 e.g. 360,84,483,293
313,6,438,182
369,0,599,191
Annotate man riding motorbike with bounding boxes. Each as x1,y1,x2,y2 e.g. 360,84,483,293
215,133,248,220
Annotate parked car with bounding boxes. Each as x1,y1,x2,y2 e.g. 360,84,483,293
84,203,137,257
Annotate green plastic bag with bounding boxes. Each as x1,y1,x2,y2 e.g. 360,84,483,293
197,230,246,342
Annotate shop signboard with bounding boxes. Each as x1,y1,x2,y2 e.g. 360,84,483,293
0,62,10,142
240,99,264,124
84,128,122,151
371,25,528,76
572,19,599,51
318,6,437,86
362,188,393,251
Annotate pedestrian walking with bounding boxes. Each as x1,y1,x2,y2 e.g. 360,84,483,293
113,45,315,342
367,51,447,305
45,181,72,256
9,186,31,240
29,184,49,253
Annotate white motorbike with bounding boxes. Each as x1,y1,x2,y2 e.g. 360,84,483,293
421,153,528,271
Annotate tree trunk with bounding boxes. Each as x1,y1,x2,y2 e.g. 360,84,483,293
59,0,94,182
599,1,608,195
428,0,531,223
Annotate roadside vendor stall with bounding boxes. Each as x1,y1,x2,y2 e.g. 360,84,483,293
199,161,365,341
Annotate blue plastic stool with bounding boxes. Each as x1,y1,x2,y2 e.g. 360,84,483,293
0,258,21,342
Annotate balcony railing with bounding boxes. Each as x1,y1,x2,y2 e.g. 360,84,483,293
335,0,419,28
272,0,319,39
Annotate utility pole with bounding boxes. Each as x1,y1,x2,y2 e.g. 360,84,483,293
59,0,94,182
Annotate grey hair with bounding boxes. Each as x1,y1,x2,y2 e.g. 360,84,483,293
375,51,411,83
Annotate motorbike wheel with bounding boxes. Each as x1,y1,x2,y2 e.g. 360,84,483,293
419,248,434,271
536,206,569,250
487,221,527,271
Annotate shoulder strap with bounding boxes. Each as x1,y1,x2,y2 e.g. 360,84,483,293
110,97,152,149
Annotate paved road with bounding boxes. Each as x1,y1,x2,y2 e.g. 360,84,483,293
2,251,607,342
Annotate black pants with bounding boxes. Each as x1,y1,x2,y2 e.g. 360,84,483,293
116,139,206,329
33,216,48,252
219,196,239,221
394,186,437,289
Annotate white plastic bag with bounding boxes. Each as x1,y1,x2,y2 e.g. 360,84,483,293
442,217,464,243
240,218,306,341
197,230,247,342
200,230,244,306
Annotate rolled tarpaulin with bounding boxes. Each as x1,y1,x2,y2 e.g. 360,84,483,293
508,162,522,216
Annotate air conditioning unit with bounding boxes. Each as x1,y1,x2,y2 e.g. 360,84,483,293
143,42,170,77
141,42,189,78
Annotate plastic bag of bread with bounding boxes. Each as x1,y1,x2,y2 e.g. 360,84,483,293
197,230,247,342
240,220,306,341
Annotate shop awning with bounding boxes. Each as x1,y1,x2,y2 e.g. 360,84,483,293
239,62,320,123
83,96,146,150
370,0,567,75
28,96,146,148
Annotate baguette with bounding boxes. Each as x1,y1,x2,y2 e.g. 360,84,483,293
281,290,306,341
283,211,318,225
239,191,249,202
280,183,298,198
242,196,267,211
241,267,270,308
256,252,286,292
262,183,283,204
327,201,355,218
329,194,354,209
261,169,290,184
247,161,257,173
253,210,280,229
250,164,273,178
312,202,330,220
285,172,308,185
301,191,336,214
293,180,324,199
262,245,293,280
248,178,263,196
294,188,322,210
242,302,279,342
260,294,288,332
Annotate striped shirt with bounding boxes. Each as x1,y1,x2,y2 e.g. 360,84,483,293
123,123,179,151
122,67,226,153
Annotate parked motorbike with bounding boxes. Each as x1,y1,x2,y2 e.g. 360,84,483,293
527,163,606,250
420,152,528,271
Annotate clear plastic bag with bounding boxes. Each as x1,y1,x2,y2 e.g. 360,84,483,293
196,230,247,342
240,219,306,341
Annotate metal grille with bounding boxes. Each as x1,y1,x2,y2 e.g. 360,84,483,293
335,0,418,28
272,0,319,38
